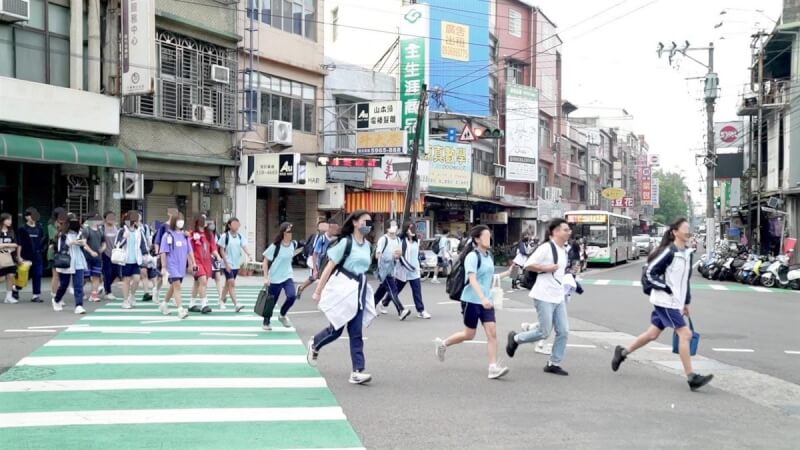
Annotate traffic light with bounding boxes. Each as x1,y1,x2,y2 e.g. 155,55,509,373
714,196,721,209
474,127,504,139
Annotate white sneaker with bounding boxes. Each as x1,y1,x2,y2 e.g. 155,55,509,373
69,287,74,296
521,322,536,332
74,305,86,315
262,324,272,331
218,302,227,311
278,315,292,328
4,295,19,304
434,337,447,362
177,307,189,319
418,311,431,319
129,296,137,307
306,339,318,367
105,293,116,301
488,364,510,380
399,308,412,321
235,304,245,313
378,304,389,315
52,299,63,312
348,371,372,385
535,342,552,355
159,301,170,316
121,301,133,310
431,278,441,284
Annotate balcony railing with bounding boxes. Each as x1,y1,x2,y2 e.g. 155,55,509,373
737,79,791,116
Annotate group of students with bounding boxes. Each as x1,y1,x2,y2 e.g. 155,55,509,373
0,207,252,319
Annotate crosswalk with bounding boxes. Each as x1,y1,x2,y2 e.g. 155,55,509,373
579,279,799,294
0,286,364,450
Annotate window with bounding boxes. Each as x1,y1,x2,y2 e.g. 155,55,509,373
0,1,71,87
473,149,494,176
332,7,339,41
507,60,524,85
539,118,551,152
122,30,238,130
252,0,315,40
508,9,522,38
253,73,315,133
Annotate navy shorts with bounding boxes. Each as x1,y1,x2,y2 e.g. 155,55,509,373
462,302,496,329
86,256,102,277
224,269,239,280
650,306,687,330
0,265,17,277
168,277,183,284
120,263,141,278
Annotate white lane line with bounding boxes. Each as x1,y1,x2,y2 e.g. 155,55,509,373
82,316,262,321
4,329,56,333
436,301,459,305
17,355,308,366
594,280,610,285
27,324,89,329
201,332,260,337
101,331,151,335
287,310,320,315
0,407,345,428
67,326,295,333
140,319,182,324
0,377,328,392
709,284,729,291
632,281,642,287
45,339,300,347
651,347,672,351
785,351,800,355
751,287,771,293
567,344,597,349
712,348,755,353
464,340,489,344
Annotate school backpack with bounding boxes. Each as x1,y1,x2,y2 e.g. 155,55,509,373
519,241,558,290
432,238,441,255
446,249,481,301
302,232,319,259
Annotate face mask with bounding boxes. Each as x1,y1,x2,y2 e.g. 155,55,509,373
208,224,216,231
388,225,398,234
176,220,185,230
359,225,372,235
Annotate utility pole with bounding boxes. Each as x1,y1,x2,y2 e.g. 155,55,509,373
755,34,765,253
402,84,428,226
656,40,717,252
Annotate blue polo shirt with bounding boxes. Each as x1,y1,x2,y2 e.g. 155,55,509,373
461,249,495,304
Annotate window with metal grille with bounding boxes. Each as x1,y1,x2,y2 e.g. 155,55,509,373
122,30,237,130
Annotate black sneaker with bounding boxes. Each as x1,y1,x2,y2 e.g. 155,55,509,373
506,331,519,358
31,296,43,303
201,305,212,314
611,345,627,372
688,373,714,391
188,305,201,313
543,363,569,376
142,293,153,302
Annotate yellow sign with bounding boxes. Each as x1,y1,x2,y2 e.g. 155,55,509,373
567,214,608,224
441,21,469,62
355,130,407,155
601,187,626,201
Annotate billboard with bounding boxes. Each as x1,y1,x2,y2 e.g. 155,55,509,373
428,0,491,116
400,3,430,153
247,154,326,190
505,85,539,182
121,0,156,95
421,141,472,193
356,101,401,130
355,130,407,155
714,121,744,149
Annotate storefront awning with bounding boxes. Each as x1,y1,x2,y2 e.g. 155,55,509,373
426,193,529,208
346,191,424,214
0,133,137,170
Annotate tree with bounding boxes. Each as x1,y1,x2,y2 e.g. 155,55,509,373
653,171,690,226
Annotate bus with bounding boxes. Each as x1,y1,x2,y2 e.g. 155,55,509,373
565,210,634,264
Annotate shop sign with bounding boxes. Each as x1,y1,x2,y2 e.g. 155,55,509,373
420,141,471,193
441,21,469,61
611,197,634,208
248,154,326,190
400,3,429,152
356,101,401,130
639,166,652,205
481,212,508,225
566,214,608,224
356,130,407,155
121,0,156,95
601,187,625,201
505,85,539,182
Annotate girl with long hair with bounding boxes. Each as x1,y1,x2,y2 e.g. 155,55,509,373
261,222,299,330
52,213,89,314
307,210,377,385
611,218,714,391
114,211,150,309
0,213,20,304
434,225,512,379
158,213,196,319
394,221,431,319
188,213,220,314
217,217,251,312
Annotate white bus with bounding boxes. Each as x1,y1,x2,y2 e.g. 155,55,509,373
565,210,634,264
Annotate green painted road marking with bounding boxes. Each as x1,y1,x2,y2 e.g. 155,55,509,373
0,364,320,382
30,345,307,357
53,331,289,340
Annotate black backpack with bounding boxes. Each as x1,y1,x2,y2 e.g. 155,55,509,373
302,233,318,259
432,238,441,255
446,249,481,301
641,265,653,295
519,241,559,290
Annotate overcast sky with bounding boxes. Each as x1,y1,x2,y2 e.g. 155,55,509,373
530,0,783,211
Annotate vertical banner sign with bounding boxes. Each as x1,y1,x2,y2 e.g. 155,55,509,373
400,4,430,153
640,165,652,206
505,85,540,182
121,0,156,95
651,177,660,208
729,178,741,208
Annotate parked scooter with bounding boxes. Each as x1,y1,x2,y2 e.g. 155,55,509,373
760,254,800,289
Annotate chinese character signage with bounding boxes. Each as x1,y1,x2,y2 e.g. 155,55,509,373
355,130,407,155
611,197,634,208
651,177,660,208
400,4,429,153
505,85,539,182
441,21,469,61
640,166,652,205
356,101,401,130
121,0,155,95
566,214,608,224
421,141,472,193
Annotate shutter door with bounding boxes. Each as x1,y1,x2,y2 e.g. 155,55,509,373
285,190,306,239
145,195,177,225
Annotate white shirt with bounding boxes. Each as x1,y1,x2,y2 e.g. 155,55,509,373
525,240,568,303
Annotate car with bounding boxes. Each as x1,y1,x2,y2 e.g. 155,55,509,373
633,235,653,255
419,239,441,278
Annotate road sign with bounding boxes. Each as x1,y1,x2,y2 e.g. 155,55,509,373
458,123,475,142
447,128,457,142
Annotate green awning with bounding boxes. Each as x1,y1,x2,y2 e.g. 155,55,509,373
0,133,137,170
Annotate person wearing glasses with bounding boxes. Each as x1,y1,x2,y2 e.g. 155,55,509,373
261,222,300,331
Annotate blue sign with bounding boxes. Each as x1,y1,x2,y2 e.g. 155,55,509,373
447,128,457,142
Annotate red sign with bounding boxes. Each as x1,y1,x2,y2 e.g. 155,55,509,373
328,157,381,168
611,197,634,208
719,125,738,144
639,165,652,206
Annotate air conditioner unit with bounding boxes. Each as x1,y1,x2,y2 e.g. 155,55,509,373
120,172,144,200
210,64,230,84
544,187,562,202
495,184,505,198
318,183,345,210
268,120,293,146
0,0,29,22
191,104,214,124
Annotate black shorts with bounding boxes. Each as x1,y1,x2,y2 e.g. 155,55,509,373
462,302,496,329
0,266,17,277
